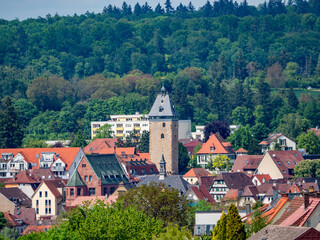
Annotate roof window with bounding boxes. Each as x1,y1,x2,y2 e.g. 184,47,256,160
286,161,290,165
277,161,281,165
294,161,297,164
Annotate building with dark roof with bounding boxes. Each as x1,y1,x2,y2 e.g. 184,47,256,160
0,187,31,213
232,155,263,175
66,154,130,206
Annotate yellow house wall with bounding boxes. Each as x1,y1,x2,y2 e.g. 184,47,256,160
32,183,61,219
269,201,291,224
256,153,283,179
0,193,15,213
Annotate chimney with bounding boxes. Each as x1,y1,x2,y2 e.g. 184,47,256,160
245,204,251,215
304,194,310,209
273,190,279,201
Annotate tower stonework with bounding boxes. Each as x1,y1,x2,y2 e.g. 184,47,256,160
149,87,179,174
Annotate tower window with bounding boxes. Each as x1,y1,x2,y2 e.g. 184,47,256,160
161,134,164,139
162,123,165,127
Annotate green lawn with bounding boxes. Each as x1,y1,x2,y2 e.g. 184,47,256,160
272,88,320,98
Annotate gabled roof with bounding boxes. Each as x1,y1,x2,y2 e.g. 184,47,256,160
42,180,64,198
274,196,304,225
280,197,320,227
254,174,272,184
262,195,291,223
198,176,215,191
0,187,31,207
5,170,37,184
14,207,36,225
0,148,81,170
148,87,178,118
197,133,233,155
220,172,253,190
85,154,130,185
310,128,320,137
67,170,85,187
183,168,211,178
235,148,248,153
3,212,26,226
189,186,215,204
223,189,238,201
84,138,118,154
232,155,263,172
241,186,259,200
267,150,304,178
259,133,294,145
247,225,320,240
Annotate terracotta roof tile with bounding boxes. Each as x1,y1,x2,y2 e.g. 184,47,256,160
83,138,118,154
22,225,52,235
254,174,272,184
69,195,117,206
5,170,37,184
274,196,304,225
262,195,291,223
0,187,31,207
198,176,215,191
42,180,65,198
235,148,248,153
232,155,263,173
3,212,24,226
183,168,211,178
14,207,36,225
222,189,238,201
197,133,233,155
190,186,215,204
221,172,253,190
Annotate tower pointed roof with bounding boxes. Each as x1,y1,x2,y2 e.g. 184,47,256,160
148,86,178,119
66,170,85,187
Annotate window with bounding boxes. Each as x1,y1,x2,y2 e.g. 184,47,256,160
162,123,165,127
45,191,48,197
48,200,51,205
111,187,115,194
36,200,39,205
39,191,42,197
84,175,88,181
210,147,215,152
279,139,287,146
277,161,281,165
70,188,74,196
36,208,39,214
49,208,51,214
82,164,86,168
125,124,132,127
294,161,297,164
89,188,95,196
89,175,92,181
286,161,290,165
45,208,48,214
77,188,81,196
161,134,164,139
45,200,48,205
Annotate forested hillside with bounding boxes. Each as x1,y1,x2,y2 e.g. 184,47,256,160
0,0,320,147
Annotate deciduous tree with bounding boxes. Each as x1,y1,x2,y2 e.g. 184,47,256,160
297,131,320,154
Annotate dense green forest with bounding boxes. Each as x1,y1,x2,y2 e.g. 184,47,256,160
0,0,320,147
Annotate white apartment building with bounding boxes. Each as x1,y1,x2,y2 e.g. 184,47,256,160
91,113,191,140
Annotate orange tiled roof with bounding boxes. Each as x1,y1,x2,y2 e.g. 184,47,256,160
197,133,233,154
254,174,272,184
5,170,37,184
183,168,211,178
0,148,81,170
83,138,118,154
235,148,248,153
3,212,24,227
22,225,52,235
262,195,291,223
222,189,238,201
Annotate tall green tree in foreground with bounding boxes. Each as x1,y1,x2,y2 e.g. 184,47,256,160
226,204,246,240
0,96,24,148
212,211,226,240
93,124,112,139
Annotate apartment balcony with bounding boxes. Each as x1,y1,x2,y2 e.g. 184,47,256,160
116,133,124,137
51,166,65,172
133,127,141,131
116,127,124,131
0,168,7,172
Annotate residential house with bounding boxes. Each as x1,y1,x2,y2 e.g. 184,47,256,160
65,154,130,206
259,133,297,154
3,211,28,235
288,178,320,194
84,139,158,177
252,174,272,186
14,207,36,225
21,219,53,235
274,194,320,230
0,148,84,179
235,148,248,155
210,172,253,202
0,187,31,213
248,225,320,240
185,186,215,204
255,150,304,179
179,139,202,156
183,168,212,184
231,155,264,175
31,179,65,219
197,133,235,167
198,176,215,192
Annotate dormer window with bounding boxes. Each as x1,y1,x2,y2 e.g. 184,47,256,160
286,161,290,165
294,161,297,164
210,147,215,152
159,106,164,112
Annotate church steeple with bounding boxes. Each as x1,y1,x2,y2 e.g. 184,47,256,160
159,154,167,180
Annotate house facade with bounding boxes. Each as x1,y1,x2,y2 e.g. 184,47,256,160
197,133,235,167
259,133,297,154
0,148,84,179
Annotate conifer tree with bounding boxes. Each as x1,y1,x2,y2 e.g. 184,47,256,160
165,0,174,13
226,204,246,240
70,130,87,148
212,211,226,240
287,87,299,110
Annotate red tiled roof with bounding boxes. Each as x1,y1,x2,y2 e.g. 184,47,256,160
14,207,36,225
198,176,215,191
280,197,320,227
183,168,211,178
235,148,248,153
197,133,233,154
3,212,24,227
41,180,64,198
69,195,117,206
267,151,304,178
232,155,263,173
241,186,259,200
83,138,118,154
190,186,215,204
222,189,238,201
22,225,52,235
254,174,272,184
0,148,81,170
5,170,37,184
262,195,291,224
275,196,304,225
259,133,282,145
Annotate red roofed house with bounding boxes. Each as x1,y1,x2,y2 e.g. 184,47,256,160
185,185,215,204
259,133,297,154
256,150,304,179
84,138,158,177
0,148,84,180
3,211,28,235
235,148,248,155
197,133,235,167
183,168,212,184
232,155,264,175
31,179,65,219
252,174,272,186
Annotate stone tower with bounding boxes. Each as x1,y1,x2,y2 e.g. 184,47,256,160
149,86,179,174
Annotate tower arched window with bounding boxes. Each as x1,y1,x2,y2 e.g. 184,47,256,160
162,123,166,127
161,133,164,139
